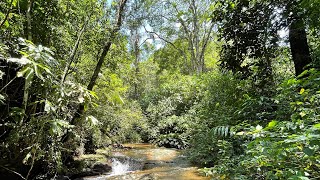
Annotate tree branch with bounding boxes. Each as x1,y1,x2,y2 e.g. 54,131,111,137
0,0,14,29
0,166,26,180
143,25,188,61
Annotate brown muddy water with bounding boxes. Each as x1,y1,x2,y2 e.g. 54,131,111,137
82,143,210,180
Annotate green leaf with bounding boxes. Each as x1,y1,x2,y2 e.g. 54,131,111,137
289,175,310,180
299,88,305,94
0,70,4,80
34,63,44,81
12,0,18,6
313,123,320,129
256,125,263,131
224,126,229,137
0,94,5,104
23,152,32,164
49,120,72,135
267,120,277,128
299,112,306,118
236,131,245,136
4,20,9,28
86,115,99,126
17,66,32,78
88,90,99,99
50,121,58,135
303,147,314,156
44,100,56,113
8,57,31,65
36,63,51,74
25,68,34,88
230,2,235,9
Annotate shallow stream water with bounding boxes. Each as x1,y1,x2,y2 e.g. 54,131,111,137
82,143,209,180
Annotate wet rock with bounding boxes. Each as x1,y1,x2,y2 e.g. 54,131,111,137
112,143,124,149
139,173,157,180
112,143,133,150
92,163,112,173
71,163,112,179
54,175,70,180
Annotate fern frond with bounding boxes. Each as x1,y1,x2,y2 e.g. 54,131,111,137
210,126,234,137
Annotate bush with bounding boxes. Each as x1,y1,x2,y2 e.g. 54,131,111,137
202,69,320,179
154,115,191,149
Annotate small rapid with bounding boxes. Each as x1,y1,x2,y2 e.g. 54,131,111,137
81,144,209,180
109,158,130,176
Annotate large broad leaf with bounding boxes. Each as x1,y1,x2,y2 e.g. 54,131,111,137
17,66,34,88
36,63,51,74
25,68,34,88
17,66,32,78
8,57,31,65
34,63,44,81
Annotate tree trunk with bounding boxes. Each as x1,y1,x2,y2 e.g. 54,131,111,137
87,0,127,91
26,0,34,41
133,31,140,99
289,17,312,76
20,0,34,125
70,0,128,127
61,19,88,83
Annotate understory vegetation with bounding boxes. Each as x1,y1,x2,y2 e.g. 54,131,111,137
1,0,320,179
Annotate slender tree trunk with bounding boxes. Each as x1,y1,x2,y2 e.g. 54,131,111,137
20,0,34,125
70,0,128,127
61,20,88,83
87,42,113,91
133,33,140,99
26,0,34,41
87,0,127,91
289,17,312,76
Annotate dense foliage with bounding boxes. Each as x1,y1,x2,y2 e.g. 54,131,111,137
1,0,319,179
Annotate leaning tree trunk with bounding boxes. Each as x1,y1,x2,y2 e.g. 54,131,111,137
61,19,88,84
289,17,312,76
67,0,128,133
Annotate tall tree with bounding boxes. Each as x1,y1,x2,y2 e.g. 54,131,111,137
285,0,312,76
146,0,216,74
70,0,128,126
126,0,148,99
217,0,278,94
288,16,311,76
218,0,315,77
87,0,128,91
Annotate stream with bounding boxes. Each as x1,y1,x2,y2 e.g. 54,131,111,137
81,143,209,180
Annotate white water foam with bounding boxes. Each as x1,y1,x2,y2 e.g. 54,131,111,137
109,158,131,176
